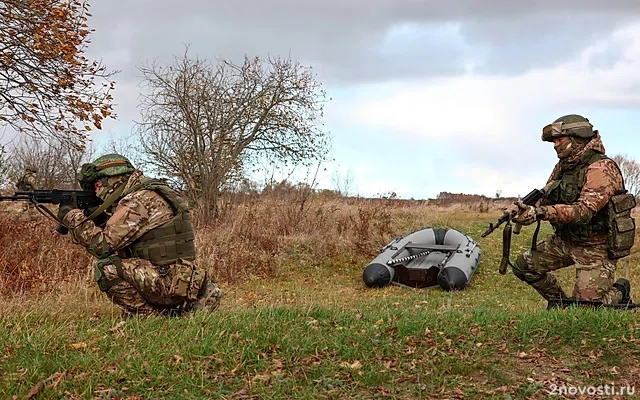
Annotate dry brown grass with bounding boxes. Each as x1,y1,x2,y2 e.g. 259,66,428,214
0,209,92,296
1,192,637,298
0,191,404,295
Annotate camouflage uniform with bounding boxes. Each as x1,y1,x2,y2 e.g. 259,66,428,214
16,167,37,213
510,115,635,304
16,168,37,191
61,155,222,317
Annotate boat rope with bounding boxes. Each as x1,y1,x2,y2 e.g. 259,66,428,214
387,250,431,266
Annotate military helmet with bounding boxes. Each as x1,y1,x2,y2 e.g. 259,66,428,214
92,153,135,177
542,114,595,142
78,153,135,190
25,165,38,173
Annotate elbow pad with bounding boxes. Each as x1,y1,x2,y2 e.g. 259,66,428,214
87,235,114,259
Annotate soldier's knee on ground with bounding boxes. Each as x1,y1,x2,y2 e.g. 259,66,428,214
95,263,125,292
511,254,543,283
99,271,158,316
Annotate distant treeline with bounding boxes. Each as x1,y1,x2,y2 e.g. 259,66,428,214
431,192,518,205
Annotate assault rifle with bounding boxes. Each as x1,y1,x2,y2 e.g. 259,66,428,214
0,189,105,234
547,297,638,310
481,188,546,275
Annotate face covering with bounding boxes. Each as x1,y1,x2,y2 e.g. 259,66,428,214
96,176,125,201
554,138,573,159
555,136,590,160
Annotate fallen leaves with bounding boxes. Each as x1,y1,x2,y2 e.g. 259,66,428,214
339,360,362,370
68,341,87,351
25,370,67,399
109,320,126,333
67,334,105,352
25,381,43,399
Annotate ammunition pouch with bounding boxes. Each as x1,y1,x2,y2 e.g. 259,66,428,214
169,259,205,301
606,193,636,259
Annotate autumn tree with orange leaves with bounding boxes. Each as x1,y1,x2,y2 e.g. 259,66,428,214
0,0,116,150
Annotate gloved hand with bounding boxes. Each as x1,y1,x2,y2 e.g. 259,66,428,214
502,203,520,217
56,204,75,235
502,199,529,217
57,193,78,223
57,204,75,223
511,206,537,225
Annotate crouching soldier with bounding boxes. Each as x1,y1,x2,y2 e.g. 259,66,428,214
57,153,222,317
16,165,38,191
16,165,38,215
507,114,636,306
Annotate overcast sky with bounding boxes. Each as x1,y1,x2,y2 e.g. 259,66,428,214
83,0,640,199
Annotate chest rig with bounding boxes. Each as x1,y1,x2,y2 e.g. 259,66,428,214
119,177,197,266
545,150,635,258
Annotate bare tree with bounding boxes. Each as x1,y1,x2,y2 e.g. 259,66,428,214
4,136,93,189
98,134,147,171
0,144,8,188
612,154,640,198
135,48,331,219
331,168,355,197
0,0,117,149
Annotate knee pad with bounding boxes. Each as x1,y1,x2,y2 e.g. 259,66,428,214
511,255,529,277
94,258,124,292
512,254,544,283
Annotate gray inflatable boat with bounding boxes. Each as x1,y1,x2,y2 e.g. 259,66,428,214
362,227,481,291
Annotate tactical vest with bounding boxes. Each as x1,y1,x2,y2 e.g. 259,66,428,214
118,177,197,266
545,150,636,258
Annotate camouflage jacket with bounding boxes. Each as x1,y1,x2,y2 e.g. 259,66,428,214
63,170,175,259
541,132,624,230
16,172,36,191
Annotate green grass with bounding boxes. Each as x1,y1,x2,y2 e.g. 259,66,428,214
2,211,640,399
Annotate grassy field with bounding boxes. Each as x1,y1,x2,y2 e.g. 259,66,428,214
1,199,640,399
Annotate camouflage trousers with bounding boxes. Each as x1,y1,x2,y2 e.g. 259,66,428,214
96,257,223,317
511,234,622,303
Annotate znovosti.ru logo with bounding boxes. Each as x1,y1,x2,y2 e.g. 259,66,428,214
549,384,635,397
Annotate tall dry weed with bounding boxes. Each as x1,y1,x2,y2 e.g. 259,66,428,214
6,191,634,297
1,190,405,295
0,211,92,296
193,191,399,283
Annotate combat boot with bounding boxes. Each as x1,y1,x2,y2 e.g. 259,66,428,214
546,296,575,310
613,278,632,304
191,276,223,313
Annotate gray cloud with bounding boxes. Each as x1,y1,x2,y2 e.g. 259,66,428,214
461,13,633,75
85,0,640,87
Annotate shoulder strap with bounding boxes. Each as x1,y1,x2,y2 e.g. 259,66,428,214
68,184,127,229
